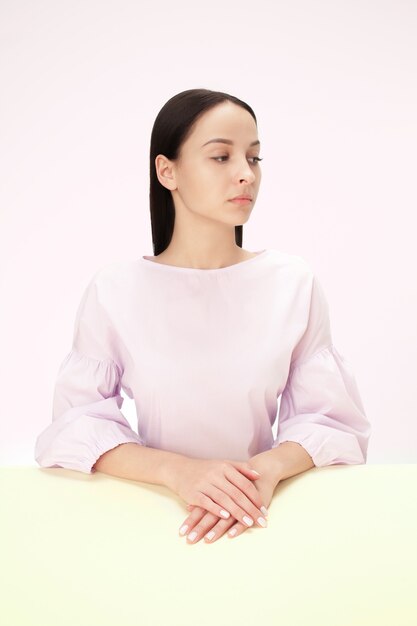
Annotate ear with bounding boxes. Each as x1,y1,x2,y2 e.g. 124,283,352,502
155,154,177,191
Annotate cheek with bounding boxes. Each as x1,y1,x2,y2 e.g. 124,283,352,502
183,165,213,194
193,170,225,202
179,163,229,210
176,171,203,205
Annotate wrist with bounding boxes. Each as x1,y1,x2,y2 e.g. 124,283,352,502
160,451,191,492
258,442,315,484
249,450,284,487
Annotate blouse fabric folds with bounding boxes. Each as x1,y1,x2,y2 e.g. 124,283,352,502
34,249,371,474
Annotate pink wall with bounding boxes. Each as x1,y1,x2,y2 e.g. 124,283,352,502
1,0,416,465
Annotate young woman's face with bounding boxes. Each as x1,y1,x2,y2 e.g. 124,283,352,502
168,102,262,226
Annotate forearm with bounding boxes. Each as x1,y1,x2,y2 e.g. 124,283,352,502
92,442,189,489
251,441,315,487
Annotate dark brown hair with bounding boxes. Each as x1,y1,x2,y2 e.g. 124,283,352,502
148,88,258,255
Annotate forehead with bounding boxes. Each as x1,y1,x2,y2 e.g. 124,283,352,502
189,102,258,145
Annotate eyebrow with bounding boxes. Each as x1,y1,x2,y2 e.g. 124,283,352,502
202,138,261,148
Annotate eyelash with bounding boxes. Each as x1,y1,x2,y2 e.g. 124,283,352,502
212,156,263,164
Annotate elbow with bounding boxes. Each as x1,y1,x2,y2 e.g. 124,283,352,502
34,439,95,475
313,430,370,467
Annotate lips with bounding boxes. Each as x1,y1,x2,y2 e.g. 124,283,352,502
231,195,252,201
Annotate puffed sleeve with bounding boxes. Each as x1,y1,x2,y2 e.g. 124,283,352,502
272,271,371,466
34,271,145,474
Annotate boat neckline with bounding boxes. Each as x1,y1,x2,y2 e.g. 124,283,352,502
139,249,269,273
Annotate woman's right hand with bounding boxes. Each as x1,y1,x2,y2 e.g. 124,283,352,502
171,458,269,529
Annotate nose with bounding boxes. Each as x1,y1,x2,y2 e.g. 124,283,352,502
236,160,256,184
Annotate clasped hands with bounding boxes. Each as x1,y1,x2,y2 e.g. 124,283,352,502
174,450,281,545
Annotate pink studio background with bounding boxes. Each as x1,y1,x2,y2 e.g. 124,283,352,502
0,1,416,466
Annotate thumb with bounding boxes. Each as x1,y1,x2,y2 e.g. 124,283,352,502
232,461,261,479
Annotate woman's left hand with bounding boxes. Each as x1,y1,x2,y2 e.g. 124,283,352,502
178,470,278,544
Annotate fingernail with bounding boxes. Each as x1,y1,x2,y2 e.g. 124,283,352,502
179,524,188,536
220,509,230,519
188,531,197,542
205,530,215,541
257,516,268,528
251,470,260,476
243,515,253,527
228,528,237,537
261,506,269,516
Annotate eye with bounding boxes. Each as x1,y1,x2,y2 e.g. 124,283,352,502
212,156,263,164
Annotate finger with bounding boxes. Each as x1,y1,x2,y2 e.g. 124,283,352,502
229,461,261,480
204,516,244,543
227,521,248,539
187,472,265,523
178,506,207,537
186,470,262,516
224,467,269,515
185,510,222,544
205,483,268,530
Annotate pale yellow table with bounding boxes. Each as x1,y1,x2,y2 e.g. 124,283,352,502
1,464,416,626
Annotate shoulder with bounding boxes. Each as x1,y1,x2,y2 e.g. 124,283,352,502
87,259,137,286
81,259,138,306
268,251,329,311
266,248,315,281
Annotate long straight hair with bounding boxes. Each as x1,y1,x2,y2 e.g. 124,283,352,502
148,88,258,256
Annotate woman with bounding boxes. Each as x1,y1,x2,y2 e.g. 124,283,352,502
34,88,371,545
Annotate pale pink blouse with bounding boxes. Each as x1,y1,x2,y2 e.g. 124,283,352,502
34,249,371,474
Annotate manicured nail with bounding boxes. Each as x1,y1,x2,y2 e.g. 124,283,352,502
261,506,269,516
243,515,253,527
220,509,230,519
228,528,237,537
188,531,197,542
205,530,215,541
179,524,188,536
251,470,260,476
257,517,267,527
